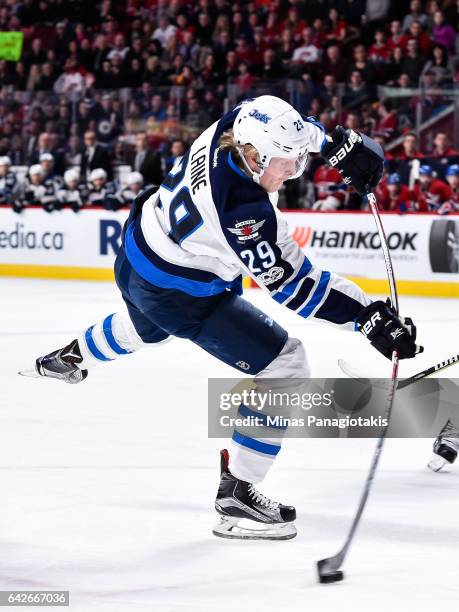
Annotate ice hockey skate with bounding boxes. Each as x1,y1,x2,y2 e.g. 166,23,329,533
18,339,87,384
428,420,459,472
213,449,297,540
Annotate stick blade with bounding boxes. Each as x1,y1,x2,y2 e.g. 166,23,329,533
317,557,345,584
18,367,39,379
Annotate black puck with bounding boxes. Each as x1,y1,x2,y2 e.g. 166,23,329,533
317,559,344,584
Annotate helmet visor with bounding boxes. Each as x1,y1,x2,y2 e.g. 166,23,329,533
266,153,309,181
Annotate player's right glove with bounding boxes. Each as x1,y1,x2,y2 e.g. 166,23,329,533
321,127,384,196
355,299,423,360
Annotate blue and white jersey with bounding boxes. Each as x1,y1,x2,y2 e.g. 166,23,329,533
124,106,369,327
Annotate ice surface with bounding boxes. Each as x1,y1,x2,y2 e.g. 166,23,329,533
1,278,459,611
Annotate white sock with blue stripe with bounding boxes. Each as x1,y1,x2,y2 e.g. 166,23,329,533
229,337,310,484
78,311,158,368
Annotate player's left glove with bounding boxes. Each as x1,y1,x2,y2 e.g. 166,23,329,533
321,127,384,196
355,299,423,359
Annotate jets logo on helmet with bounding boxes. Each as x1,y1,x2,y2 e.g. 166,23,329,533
248,109,271,124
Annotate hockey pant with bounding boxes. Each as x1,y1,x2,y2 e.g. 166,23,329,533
76,247,311,484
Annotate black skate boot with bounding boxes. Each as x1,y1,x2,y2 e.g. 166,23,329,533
428,420,459,472
19,339,88,384
213,449,297,540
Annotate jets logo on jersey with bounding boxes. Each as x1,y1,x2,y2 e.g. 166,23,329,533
227,219,266,242
258,266,284,286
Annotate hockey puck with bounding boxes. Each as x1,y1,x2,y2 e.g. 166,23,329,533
317,560,344,584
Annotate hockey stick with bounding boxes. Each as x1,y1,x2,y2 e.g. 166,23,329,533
317,191,400,584
338,354,459,390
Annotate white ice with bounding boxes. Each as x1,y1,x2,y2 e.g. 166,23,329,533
1,278,459,612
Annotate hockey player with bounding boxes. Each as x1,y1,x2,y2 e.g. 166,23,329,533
40,153,64,191
57,169,89,213
436,164,459,214
311,163,348,210
378,172,414,212
119,171,147,208
24,164,59,212
21,96,423,539
412,165,451,212
87,168,122,211
0,156,22,213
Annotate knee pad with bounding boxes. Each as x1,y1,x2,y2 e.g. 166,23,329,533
255,337,310,380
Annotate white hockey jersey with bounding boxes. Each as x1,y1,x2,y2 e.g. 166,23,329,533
124,104,369,327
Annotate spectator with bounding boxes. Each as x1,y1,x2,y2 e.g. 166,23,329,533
80,130,113,181
431,131,458,158
375,101,398,139
421,45,454,86
386,46,405,84
312,163,347,210
258,49,284,80
143,56,164,86
184,97,211,128
290,27,321,65
326,8,347,45
53,58,85,95
398,132,425,160
144,95,167,122
432,11,456,54
127,132,163,185
163,139,186,174
402,0,429,32
195,12,214,46
320,45,348,83
407,20,433,56
343,71,370,108
152,15,177,48
387,20,409,52
401,39,426,84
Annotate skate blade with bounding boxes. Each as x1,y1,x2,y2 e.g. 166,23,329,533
18,367,40,379
427,454,449,472
212,515,297,541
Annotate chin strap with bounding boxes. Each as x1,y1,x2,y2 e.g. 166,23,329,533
236,147,263,184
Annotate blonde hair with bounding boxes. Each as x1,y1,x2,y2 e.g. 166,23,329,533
219,129,259,169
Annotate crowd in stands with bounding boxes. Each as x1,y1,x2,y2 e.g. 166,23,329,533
0,0,459,212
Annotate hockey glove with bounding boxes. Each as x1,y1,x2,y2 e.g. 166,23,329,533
321,127,384,196
355,299,423,360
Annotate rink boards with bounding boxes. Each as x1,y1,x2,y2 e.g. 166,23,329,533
0,206,458,297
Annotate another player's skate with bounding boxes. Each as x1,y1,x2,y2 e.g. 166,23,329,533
18,339,88,384
213,449,297,540
428,420,459,472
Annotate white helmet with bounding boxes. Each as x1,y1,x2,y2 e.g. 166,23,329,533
126,171,143,186
89,168,107,182
29,164,44,176
64,169,79,184
39,152,54,163
0,156,11,166
233,96,311,183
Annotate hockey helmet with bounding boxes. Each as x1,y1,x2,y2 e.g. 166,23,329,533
419,164,432,176
0,156,12,166
89,168,107,182
126,171,144,186
39,152,54,163
446,164,459,177
232,96,312,183
64,169,80,184
29,164,44,176
387,172,401,185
